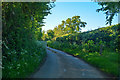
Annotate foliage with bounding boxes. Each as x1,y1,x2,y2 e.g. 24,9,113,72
47,41,119,77
55,24,119,51
2,2,54,78
47,29,54,40
47,24,119,77
96,1,120,25
53,16,87,37
41,16,87,40
3,41,47,78
35,28,43,40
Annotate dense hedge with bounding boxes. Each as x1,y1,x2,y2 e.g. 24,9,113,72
47,24,119,77
47,41,119,76
3,41,47,78
2,2,54,78
55,24,119,52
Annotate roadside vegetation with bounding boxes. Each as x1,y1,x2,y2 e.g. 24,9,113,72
2,1,119,78
44,2,119,77
2,2,54,78
47,24,119,77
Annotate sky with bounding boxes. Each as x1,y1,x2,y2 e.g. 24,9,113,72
42,2,118,32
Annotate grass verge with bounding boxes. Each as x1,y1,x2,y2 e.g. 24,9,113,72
47,41,119,77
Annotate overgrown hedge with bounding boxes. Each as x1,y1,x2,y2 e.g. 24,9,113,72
3,41,47,78
47,24,119,77
47,41,119,77
55,24,119,51
2,2,54,78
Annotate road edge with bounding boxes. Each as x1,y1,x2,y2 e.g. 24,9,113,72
27,52,47,78
47,47,118,79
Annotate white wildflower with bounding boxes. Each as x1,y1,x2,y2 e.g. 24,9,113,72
8,52,11,55
21,52,24,55
3,42,9,49
17,67,19,69
25,62,27,65
9,66,12,69
17,64,20,67
24,50,27,53
3,56,7,59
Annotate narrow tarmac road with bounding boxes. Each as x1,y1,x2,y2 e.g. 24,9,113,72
31,47,110,78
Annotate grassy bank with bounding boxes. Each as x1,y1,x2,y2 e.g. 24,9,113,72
3,41,47,78
47,41,119,77
47,24,119,77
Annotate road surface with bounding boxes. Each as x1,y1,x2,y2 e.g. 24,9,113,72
30,47,110,78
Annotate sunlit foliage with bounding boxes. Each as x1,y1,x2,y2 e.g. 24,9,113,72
53,16,87,36
47,24,119,76
95,1,120,25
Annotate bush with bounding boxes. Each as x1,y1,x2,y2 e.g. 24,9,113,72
47,41,119,77
2,41,47,78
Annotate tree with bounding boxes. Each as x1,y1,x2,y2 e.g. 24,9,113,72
2,2,55,77
47,30,54,40
95,1,120,25
36,28,43,40
42,30,47,41
2,2,54,52
53,26,58,36
52,16,87,37
64,16,87,33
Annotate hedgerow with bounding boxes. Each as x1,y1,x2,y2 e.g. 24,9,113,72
47,24,119,77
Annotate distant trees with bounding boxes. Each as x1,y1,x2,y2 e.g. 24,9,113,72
65,16,87,33
41,30,55,41
42,30,47,41
53,16,87,37
47,30,54,40
41,16,87,40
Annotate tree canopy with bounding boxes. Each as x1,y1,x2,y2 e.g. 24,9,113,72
53,16,87,37
95,1,119,25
